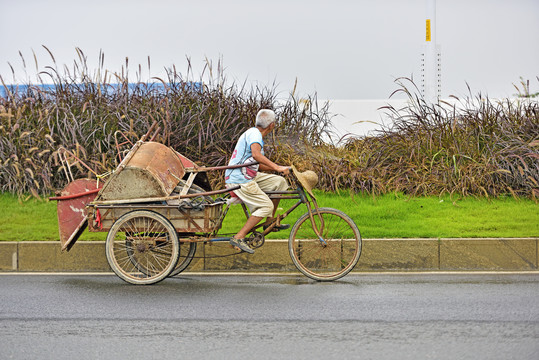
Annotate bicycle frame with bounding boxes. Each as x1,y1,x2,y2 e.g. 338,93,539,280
195,183,326,245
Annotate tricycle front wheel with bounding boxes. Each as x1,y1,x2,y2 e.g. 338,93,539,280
288,207,361,281
106,210,179,285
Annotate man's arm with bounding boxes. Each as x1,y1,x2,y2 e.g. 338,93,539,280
251,143,290,175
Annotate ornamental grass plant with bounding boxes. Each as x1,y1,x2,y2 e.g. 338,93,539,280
0,48,333,197
275,78,539,199
0,48,538,199
337,78,539,198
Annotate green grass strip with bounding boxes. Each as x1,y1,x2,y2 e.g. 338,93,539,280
0,191,537,241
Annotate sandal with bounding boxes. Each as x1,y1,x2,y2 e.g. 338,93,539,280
229,237,255,254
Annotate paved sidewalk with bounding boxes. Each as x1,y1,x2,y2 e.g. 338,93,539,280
1,238,537,272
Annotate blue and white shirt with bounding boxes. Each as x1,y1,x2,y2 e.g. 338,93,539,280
225,127,263,184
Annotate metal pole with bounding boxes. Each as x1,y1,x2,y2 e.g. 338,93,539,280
423,0,440,103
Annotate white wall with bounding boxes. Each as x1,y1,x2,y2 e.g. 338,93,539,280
325,99,408,138
326,97,537,139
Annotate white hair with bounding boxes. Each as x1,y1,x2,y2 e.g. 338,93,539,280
255,109,276,128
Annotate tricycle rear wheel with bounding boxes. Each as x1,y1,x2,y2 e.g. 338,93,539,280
106,210,179,285
168,241,197,277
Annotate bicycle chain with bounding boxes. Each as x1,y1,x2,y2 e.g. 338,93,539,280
179,231,265,258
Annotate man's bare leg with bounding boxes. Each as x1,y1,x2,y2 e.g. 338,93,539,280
236,199,282,234
234,215,263,240
263,199,281,226
271,198,280,217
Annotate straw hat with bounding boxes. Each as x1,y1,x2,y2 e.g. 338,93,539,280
291,165,318,198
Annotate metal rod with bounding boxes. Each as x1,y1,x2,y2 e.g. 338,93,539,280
259,199,303,236
265,190,300,195
150,126,161,141
241,203,250,219
211,203,231,237
305,198,325,244
181,186,240,198
185,161,258,172
268,195,301,200
58,147,98,178
141,120,158,142
49,188,101,201
209,237,233,242
91,185,241,205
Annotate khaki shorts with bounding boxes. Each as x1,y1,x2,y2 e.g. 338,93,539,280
227,173,288,218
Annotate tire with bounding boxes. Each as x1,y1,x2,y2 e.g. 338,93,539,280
288,207,361,281
168,241,197,277
106,210,179,285
126,236,196,277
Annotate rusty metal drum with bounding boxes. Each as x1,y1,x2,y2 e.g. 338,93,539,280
97,142,186,201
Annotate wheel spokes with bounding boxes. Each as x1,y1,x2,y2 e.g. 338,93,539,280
290,209,361,279
110,214,177,280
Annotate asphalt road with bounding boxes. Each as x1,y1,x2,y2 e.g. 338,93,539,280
1,273,538,360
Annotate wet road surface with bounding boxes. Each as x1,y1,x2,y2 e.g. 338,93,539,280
1,273,538,359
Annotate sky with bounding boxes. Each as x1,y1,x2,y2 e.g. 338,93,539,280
1,0,538,100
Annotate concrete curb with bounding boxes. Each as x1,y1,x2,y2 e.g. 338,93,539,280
1,238,537,273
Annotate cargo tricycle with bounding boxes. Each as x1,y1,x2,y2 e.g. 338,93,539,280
50,122,362,285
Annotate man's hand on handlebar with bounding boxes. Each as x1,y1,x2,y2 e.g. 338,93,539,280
277,165,291,176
